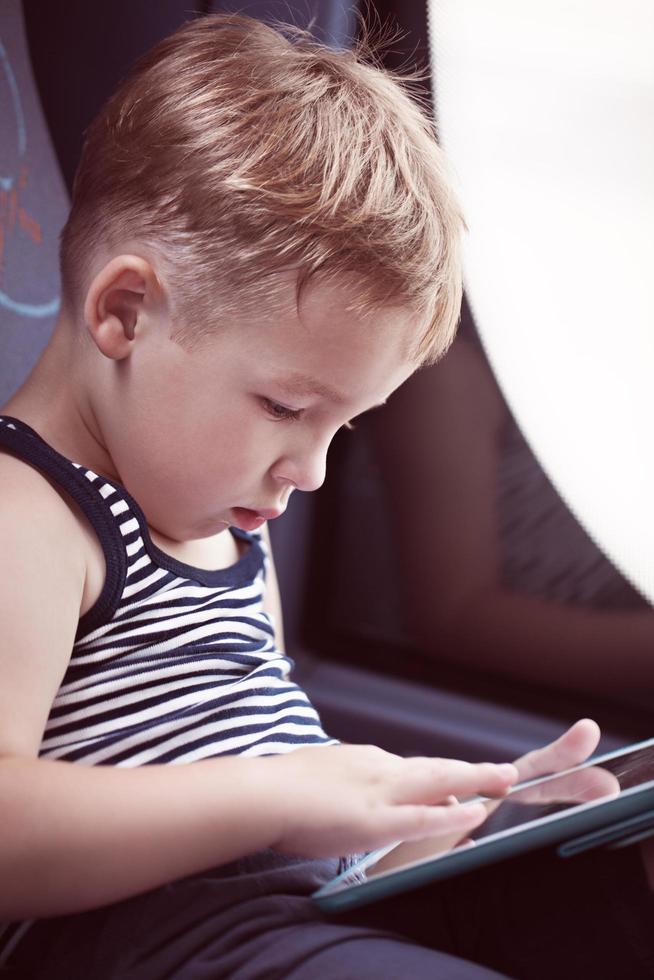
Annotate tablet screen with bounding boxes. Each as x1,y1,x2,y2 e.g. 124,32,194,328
339,739,654,885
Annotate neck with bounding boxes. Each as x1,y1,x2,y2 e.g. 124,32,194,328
1,317,118,481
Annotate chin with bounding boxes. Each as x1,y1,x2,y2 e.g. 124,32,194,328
195,518,232,537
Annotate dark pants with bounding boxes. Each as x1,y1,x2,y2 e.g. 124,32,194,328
6,843,654,979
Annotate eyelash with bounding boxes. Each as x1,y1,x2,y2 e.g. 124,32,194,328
261,398,356,430
262,398,303,422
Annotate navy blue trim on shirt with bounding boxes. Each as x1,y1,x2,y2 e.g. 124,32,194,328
0,416,128,637
0,415,264,600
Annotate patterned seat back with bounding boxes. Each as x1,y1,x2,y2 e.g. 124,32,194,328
0,0,69,404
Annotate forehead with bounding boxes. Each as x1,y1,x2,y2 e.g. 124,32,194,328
296,278,419,352
176,277,419,410
251,280,418,398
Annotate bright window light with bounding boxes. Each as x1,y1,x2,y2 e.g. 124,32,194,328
428,0,654,602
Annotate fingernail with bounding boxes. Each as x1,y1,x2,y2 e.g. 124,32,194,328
498,764,518,780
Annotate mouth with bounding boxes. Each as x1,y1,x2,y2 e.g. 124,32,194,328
230,506,284,532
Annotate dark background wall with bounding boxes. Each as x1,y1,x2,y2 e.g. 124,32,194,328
22,0,366,195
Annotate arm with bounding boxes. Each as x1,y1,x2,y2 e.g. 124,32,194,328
373,337,654,703
0,456,518,919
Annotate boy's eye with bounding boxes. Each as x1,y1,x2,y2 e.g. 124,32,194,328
261,397,303,422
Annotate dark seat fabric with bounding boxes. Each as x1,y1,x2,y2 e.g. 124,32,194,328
0,0,68,404
2,2,207,412
21,0,205,195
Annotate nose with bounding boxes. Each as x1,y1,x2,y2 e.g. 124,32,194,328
272,437,329,493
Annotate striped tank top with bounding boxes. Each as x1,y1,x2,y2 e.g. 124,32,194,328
0,415,334,764
0,414,336,964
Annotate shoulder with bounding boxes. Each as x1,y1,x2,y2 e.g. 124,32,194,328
1,448,72,512
1,448,84,531
0,452,93,757
0,450,99,611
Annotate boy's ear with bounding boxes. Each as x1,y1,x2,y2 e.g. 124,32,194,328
84,255,166,360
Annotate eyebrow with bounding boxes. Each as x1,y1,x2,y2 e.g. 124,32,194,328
273,372,348,405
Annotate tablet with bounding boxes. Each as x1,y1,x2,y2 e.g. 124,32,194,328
313,736,654,912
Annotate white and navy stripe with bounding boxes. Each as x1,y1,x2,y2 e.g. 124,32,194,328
0,415,334,767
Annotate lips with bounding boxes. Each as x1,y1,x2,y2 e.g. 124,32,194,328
230,506,283,532
252,508,284,521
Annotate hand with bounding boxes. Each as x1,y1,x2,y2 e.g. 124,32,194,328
511,718,618,805
263,743,518,858
512,718,601,783
372,723,618,873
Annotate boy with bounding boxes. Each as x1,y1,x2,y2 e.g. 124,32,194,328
0,14,652,979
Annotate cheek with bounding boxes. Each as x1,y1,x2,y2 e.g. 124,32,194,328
118,393,275,517
171,406,252,470
183,416,272,492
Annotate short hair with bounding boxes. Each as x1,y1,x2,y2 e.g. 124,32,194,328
60,13,464,363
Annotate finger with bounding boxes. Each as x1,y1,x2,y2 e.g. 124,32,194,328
389,801,489,844
515,765,620,806
367,827,476,875
513,719,600,783
466,762,519,798
392,760,518,806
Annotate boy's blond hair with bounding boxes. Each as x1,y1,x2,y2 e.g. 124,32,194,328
60,13,463,363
